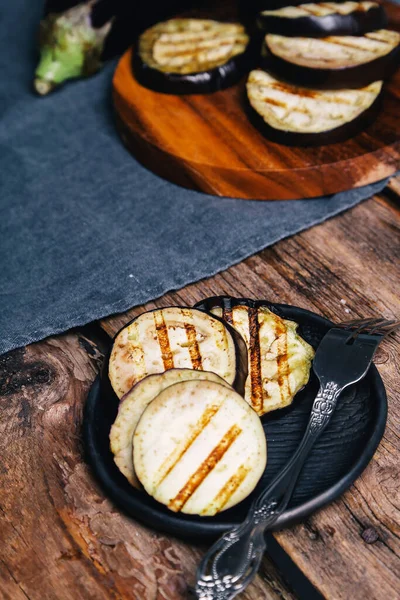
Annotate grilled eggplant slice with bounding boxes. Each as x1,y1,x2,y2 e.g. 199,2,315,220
246,70,382,146
110,369,232,487
133,380,267,515
133,19,252,94
108,307,247,399
262,29,400,89
196,296,315,416
257,2,387,38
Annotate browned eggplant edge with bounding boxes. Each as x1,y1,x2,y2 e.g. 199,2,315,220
243,85,383,146
131,32,259,95
256,4,387,38
194,294,317,361
100,306,249,403
261,39,400,89
195,295,277,314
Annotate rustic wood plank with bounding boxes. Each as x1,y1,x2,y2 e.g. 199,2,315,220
100,192,400,599
0,331,296,600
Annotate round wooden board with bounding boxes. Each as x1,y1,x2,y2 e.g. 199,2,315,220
113,5,400,200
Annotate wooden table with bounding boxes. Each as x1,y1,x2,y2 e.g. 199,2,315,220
1,179,399,600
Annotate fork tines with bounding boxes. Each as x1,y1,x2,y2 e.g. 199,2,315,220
337,317,400,339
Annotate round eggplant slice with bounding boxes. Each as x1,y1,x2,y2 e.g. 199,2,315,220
262,29,400,89
106,306,247,399
109,369,232,487
195,296,315,416
133,18,252,94
246,69,382,146
257,2,387,38
133,379,267,516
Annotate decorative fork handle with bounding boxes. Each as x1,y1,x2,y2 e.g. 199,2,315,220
195,381,342,600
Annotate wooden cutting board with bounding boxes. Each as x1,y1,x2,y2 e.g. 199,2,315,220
113,2,400,200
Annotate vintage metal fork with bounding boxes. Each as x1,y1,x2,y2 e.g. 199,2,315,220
194,317,399,600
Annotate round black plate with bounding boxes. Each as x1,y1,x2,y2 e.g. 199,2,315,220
83,302,387,540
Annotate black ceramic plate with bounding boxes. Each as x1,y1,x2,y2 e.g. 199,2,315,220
83,301,387,540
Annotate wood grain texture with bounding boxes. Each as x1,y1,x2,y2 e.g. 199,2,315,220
113,2,400,201
0,333,296,599
0,191,399,599
100,192,400,599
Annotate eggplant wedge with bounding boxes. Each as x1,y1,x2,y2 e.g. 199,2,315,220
133,379,267,515
257,2,387,38
107,306,247,399
110,369,232,487
246,69,382,146
262,29,400,89
196,296,315,416
133,18,252,94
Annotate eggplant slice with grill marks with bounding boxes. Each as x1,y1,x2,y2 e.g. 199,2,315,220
246,69,382,146
257,2,387,38
107,307,247,400
133,379,267,516
133,18,253,94
109,368,232,488
195,296,315,417
262,29,400,89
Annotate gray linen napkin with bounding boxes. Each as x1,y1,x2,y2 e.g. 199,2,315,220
0,0,392,354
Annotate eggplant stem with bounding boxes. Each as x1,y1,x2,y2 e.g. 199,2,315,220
34,2,111,94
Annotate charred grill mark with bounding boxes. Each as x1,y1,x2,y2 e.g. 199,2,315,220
324,37,391,52
248,308,263,414
222,297,233,325
269,83,328,100
267,83,357,105
222,306,234,325
318,2,361,14
366,31,398,44
205,464,250,514
262,95,351,115
300,5,325,16
263,97,289,108
275,318,290,404
153,311,174,371
168,424,242,512
184,324,203,369
155,403,222,487
154,38,241,57
181,309,203,370
154,47,226,61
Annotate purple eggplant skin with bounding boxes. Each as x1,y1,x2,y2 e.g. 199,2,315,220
244,87,383,147
261,40,400,90
257,4,387,38
132,35,258,95
100,306,248,402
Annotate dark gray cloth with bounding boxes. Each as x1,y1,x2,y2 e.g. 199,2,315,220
0,0,392,354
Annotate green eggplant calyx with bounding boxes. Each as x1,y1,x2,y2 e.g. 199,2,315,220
34,2,112,94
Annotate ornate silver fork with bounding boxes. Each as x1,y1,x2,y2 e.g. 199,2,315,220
194,317,399,600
